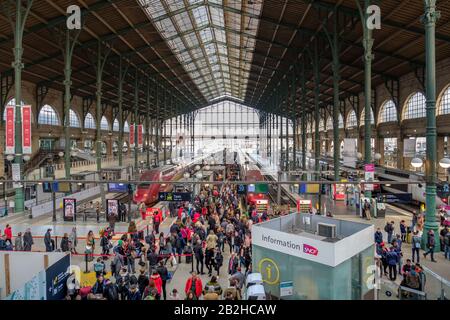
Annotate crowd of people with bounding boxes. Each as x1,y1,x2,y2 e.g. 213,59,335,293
64,178,257,300
374,215,450,294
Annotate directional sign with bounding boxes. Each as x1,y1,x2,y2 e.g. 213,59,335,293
158,192,192,202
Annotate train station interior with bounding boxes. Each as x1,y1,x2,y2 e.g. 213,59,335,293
0,0,449,301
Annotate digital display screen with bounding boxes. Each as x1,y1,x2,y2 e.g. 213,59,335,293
108,183,128,193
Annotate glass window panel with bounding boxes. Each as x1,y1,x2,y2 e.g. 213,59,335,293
113,119,120,132
84,112,95,129
360,108,375,126
69,109,80,128
346,110,357,128
100,116,110,131
379,100,398,123
38,105,59,126
403,92,426,120
439,86,450,115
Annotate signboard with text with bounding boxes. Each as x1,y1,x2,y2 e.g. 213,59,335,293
107,199,119,217
5,105,15,154
22,105,32,154
364,164,375,191
403,138,416,157
12,163,21,188
158,192,192,202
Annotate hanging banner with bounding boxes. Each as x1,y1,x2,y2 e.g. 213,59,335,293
22,105,32,154
129,124,135,147
5,105,15,154
63,198,76,221
403,138,416,157
138,124,143,148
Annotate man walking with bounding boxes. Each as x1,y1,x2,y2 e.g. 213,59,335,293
423,229,437,262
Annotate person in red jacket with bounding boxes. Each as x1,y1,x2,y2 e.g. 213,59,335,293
184,272,203,299
178,206,184,220
193,212,201,223
201,207,208,217
150,270,163,296
4,224,12,241
153,210,163,233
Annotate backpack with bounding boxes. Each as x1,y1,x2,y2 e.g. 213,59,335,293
384,224,390,233
94,262,104,273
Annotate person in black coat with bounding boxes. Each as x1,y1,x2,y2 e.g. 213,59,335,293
104,278,119,300
60,233,70,252
147,249,159,271
193,240,205,275
214,249,224,276
156,260,169,300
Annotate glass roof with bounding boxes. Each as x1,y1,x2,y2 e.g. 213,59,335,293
138,0,262,102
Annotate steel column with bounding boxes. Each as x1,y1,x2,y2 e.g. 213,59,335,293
423,0,441,251
11,0,34,213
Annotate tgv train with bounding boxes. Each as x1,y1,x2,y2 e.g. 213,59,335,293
242,164,270,206
377,167,449,207
318,156,449,207
133,165,185,205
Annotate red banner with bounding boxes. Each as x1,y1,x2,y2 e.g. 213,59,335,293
22,105,32,154
138,124,143,148
5,105,15,154
129,124,135,147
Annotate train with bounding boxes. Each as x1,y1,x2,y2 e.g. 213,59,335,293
376,167,449,207
133,164,185,205
317,156,449,207
242,163,270,208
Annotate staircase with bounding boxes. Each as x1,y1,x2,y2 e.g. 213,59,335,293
71,148,96,162
23,149,65,176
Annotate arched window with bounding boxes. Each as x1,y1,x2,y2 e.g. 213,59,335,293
438,85,450,115
3,99,26,121
378,100,397,123
319,117,325,132
84,112,96,129
346,110,357,128
403,92,426,120
360,108,375,126
326,115,344,129
124,120,130,133
326,117,333,131
69,109,81,127
112,118,120,132
100,116,109,131
38,105,59,126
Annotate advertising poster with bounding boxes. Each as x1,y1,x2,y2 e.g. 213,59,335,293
129,124,135,147
403,138,416,157
138,124,143,148
5,105,15,154
364,164,375,191
22,105,32,154
107,199,119,217
12,163,21,188
63,198,76,221
46,254,70,300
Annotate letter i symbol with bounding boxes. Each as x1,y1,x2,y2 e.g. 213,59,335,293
266,264,272,280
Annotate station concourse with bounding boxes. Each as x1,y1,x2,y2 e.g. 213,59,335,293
0,0,449,301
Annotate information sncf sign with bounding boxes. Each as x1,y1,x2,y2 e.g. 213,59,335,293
303,244,318,256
